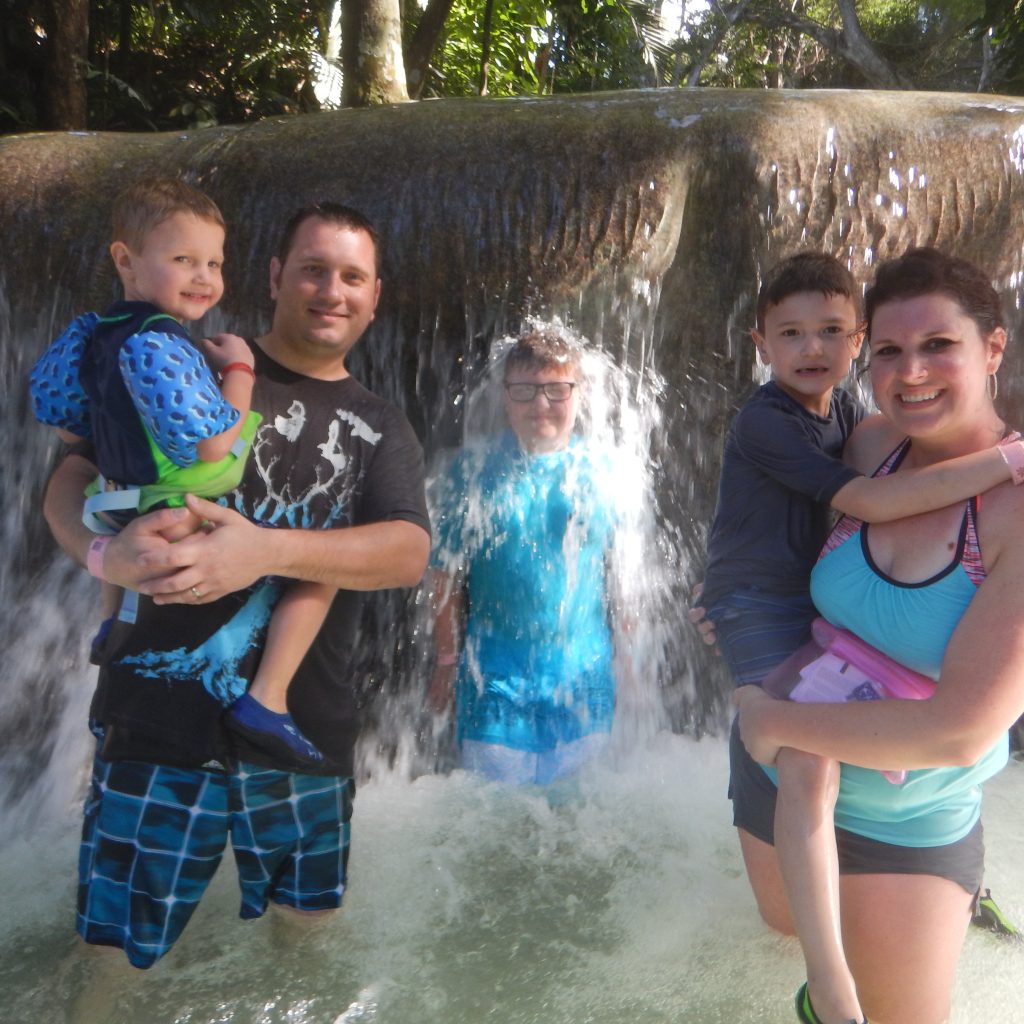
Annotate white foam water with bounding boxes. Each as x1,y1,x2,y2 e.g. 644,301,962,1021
1,736,1020,1023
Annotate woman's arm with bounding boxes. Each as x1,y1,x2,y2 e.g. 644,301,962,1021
736,485,1024,770
830,414,1018,523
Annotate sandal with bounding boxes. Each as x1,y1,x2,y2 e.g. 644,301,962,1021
971,888,1021,941
794,982,868,1024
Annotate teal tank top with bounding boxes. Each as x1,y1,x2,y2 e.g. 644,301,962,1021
807,439,1008,847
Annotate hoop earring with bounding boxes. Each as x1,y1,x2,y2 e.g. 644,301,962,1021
988,373,999,401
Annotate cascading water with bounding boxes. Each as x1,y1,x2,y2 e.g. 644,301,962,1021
1,90,1023,1021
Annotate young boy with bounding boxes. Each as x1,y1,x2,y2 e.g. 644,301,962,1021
30,177,334,768
701,252,1023,1024
428,326,622,784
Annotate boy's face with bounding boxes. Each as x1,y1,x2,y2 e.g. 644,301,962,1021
503,362,580,454
111,212,225,323
753,291,862,417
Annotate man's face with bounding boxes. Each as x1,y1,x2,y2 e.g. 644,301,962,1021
267,217,381,377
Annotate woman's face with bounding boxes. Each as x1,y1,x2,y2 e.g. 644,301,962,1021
868,293,1005,448
503,362,580,454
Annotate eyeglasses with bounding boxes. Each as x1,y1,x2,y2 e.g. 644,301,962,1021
504,381,577,403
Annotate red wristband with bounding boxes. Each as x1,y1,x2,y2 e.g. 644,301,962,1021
222,362,255,379
436,652,458,666
998,439,1024,486
87,536,111,580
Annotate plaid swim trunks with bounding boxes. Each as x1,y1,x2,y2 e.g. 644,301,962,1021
77,742,353,968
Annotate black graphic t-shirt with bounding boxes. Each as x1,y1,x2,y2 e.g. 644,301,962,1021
90,344,429,776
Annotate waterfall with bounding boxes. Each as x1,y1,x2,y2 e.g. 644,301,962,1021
1,89,1023,1022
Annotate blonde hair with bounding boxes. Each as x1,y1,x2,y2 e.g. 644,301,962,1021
111,177,225,251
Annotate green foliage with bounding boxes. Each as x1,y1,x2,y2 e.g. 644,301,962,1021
0,0,336,133
974,0,1024,89
86,0,335,130
3,0,1021,136
0,0,46,131
427,0,546,96
676,0,1009,92
425,0,671,97
854,0,991,91
545,0,671,92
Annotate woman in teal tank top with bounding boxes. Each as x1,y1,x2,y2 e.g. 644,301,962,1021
735,248,1024,1024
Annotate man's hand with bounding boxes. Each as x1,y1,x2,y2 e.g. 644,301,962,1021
733,685,782,766
101,506,197,590
136,495,267,604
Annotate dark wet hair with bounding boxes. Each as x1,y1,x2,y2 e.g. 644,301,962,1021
756,252,858,332
865,247,1004,341
503,323,583,379
276,202,381,272
112,177,225,251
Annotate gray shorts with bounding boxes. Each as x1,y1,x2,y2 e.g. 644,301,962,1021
728,717,984,895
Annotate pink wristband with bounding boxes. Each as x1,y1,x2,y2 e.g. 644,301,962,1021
998,440,1024,486
436,652,458,666
86,536,112,580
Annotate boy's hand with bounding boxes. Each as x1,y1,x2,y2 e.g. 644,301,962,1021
200,333,254,373
688,581,718,649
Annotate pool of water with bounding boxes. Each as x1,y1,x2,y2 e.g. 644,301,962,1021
1,734,1021,1024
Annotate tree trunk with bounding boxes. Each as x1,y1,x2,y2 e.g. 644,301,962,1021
685,0,753,87
478,0,496,96
341,0,410,107
41,0,89,130
405,0,456,100
834,0,909,89
742,0,910,89
118,0,132,57
979,28,994,92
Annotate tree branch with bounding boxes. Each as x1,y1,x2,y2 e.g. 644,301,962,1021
682,0,755,87
404,0,456,100
741,1,911,89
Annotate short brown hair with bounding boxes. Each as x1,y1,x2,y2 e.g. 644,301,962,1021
111,177,225,251
276,202,381,273
503,323,583,379
756,252,858,332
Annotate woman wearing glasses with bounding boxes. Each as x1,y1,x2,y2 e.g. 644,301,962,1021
427,324,621,784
